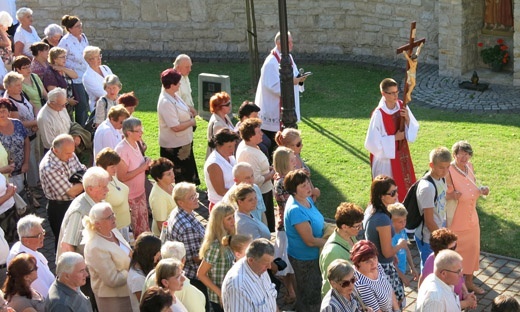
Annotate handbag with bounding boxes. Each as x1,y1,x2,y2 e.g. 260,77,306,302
13,193,27,216
446,170,458,228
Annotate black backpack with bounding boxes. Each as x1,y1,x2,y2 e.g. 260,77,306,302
403,174,438,230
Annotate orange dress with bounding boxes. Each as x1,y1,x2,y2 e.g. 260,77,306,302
447,163,481,274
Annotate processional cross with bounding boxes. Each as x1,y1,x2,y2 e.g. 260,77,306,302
396,21,426,132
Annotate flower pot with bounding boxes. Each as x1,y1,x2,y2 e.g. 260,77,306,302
491,63,503,72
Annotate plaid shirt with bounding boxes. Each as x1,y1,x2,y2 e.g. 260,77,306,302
166,207,206,279
40,150,86,201
204,241,234,304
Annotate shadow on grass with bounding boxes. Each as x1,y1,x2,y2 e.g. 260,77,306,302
477,203,520,259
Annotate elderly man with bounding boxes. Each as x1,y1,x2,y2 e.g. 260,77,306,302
255,32,307,159
416,249,475,312
222,238,277,312
173,54,197,116
92,105,130,160
46,252,92,312
36,87,72,151
40,134,86,249
56,166,109,261
7,214,55,297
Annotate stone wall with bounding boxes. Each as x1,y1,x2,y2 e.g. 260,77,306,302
20,0,439,62
514,0,520,85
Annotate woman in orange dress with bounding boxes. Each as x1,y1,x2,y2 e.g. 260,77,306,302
446,141,489,294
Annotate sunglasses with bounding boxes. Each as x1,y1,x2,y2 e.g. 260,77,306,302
294,141,302,148
385,189,398,197
338,276,356,288
221,102,231,107
448,243,457,251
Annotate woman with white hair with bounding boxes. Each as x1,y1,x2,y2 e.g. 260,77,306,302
83,202,132,312
0,11,13,69
82,46,113,112
42,23,63,48
13,7,41,58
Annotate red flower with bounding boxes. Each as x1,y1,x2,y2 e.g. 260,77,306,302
500,45,508,51
477,42,484,47
497,38,504,44
504,52,509,58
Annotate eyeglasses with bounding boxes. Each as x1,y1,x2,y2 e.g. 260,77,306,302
338,276,356,288
221,102,231,107
24,230,46,239
29,266,38,272
294,141,302,148
188,193,200,201
21,65,31,70
444,267,463,275
385,189,398,197
448,243,457,251
350,223,363,230
384,90,399,96
101,213,116,220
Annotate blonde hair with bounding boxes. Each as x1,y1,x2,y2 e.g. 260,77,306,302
199,204,235,258
273,146,294,176
275,128,301,147
387,203,408,218
83,46,101,61
173,182,196,205
230,184,256,210
223,234,252,254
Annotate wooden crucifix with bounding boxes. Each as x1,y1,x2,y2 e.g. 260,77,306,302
396,21,425,131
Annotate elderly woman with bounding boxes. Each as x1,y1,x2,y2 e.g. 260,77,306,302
57,14,89,125
82,46,113,112
284,169,325,312
204,128,239,208
197,204,235,312
13,55,47,108
140,286,173,312
118,91,139,115
418,228,477,310
166,182,207,303
156,258,188,312
2,74,37,192
446,140,489,294
2,253,45,312
321,259,364,312
206,91,234,157
115,117,151,238
13,8,41,58
94,74,121,126
93,105,129,160
237,118,275,231
43,46,79,120
0,11,13,69
351,240,399,312
128,233,162,312
96,147,131,241
149,157,176,236
157,68,199,185
363,175,407,306
42,23,63,48
29,42,49,79
320,202,364,297
83,202,132,312
232,184,270,240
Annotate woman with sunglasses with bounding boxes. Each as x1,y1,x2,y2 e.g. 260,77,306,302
206,91,234,158
351,240,399,312
321,259,365,312
418,228,477,310
363,175,407,308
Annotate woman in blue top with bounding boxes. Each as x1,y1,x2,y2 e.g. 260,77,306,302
284,169,325,312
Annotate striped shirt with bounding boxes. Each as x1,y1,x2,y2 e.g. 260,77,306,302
354,264,393,312
320,288,360,312
222,258,277,312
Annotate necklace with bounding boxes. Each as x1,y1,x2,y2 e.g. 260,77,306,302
124,139,142,156
110,178,121,191
96,231,114,240
451,162,480,190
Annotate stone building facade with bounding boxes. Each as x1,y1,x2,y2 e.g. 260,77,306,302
19,0,520,85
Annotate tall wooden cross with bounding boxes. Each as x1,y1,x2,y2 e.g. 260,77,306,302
396,21,425,131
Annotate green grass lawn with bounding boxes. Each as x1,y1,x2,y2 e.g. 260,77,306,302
107,59,520,258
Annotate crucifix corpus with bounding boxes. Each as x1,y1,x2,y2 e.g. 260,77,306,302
396,21,425,131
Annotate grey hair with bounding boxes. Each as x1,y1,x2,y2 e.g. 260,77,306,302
56,252,84,276
47,87,66,104
274,31,292,44
3,71,23,89
232,162,253,178
17,214,44,238
173,54,191,68
103,74,122,90
122,117,141,137
246,238,274,260
82,166,109,189
44,23,63,38
327,259,354,283
82,202,113,242
0,11,13,28
451,140,473,157
434,249,463,273
16,7,33,20
173,182,196,206
83,46,101,61
161,241,186,261
52,133,74,149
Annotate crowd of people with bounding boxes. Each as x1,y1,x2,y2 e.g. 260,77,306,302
0,4,517,312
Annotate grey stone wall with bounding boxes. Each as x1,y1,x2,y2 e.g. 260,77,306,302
514,0,520,85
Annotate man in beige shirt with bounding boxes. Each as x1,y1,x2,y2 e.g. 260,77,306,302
173,54,197,116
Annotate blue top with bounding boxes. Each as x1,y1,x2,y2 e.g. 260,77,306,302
284,196,324,260
365,211,395,264
392,229,408,273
